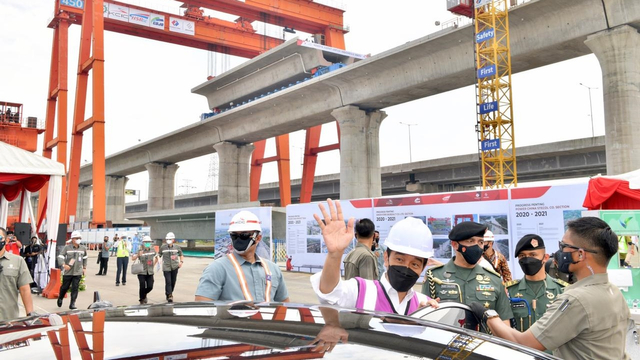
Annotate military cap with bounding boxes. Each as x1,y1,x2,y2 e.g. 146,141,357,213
448,221,487,241
515,234,545,255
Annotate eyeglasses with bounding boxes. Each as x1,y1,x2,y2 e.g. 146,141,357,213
558,241,598,254
230,232,255,241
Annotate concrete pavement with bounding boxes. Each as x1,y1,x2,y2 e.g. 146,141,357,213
26,250,319,316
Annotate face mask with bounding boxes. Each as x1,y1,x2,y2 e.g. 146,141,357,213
371,244,376,251
73,239,81,245
519,257,544,276
457,243,484,265
144,242,151,248
166,240,173,245
387,265,420,292
230,232,257,254
557,251,578,274
0,239,5,252
483,244,490,251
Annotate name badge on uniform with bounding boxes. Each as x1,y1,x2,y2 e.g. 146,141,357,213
476,285,494,291
442,284,457,290
512,303,525,308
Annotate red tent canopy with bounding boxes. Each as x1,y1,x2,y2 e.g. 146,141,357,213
583,173,640,210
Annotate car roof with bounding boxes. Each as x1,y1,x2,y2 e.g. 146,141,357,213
0,301,558,359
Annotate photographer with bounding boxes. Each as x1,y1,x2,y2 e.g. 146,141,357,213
5,232,22,256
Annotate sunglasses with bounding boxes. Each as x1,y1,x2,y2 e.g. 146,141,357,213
558,241,598,254
230,232,255,241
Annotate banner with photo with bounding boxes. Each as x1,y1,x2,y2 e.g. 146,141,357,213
215,207,273,261
286,199,374,271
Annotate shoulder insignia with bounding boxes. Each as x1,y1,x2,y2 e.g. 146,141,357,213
480,265,501,278
551,277,569,287
504,279,520,288
429,264,445,272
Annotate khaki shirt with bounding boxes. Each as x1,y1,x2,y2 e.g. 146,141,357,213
423,260,513,321
160,244,183,271
137,247,157,275
530,273,631,360
343,243,379,280
0,251,33,321
57,244,88,276
506,275,567,332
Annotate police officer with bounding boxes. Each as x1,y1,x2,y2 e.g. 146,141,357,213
474,217,630,359
57,231,88,309
506,234,567,332
422,221,512,328
132,236,157,305
160,232,183,303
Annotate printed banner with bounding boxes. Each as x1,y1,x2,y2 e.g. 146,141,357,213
215,207,272,261
107,3,129,22
169,17,195,35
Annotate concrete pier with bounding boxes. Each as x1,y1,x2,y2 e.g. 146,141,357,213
214,142,254,204
76,185,92,221
331,105,387,200
585,25,640,175
106,176,128,222
145,162,179,211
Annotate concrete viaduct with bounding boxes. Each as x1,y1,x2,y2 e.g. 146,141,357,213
74,0,639,228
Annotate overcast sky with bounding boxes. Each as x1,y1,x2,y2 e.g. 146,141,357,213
0,0,604,201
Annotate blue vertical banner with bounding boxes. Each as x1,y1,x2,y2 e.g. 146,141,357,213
476,28,495,43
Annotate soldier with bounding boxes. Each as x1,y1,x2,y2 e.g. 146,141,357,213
57,231,88,309
506,234,567,332
422,221,512,328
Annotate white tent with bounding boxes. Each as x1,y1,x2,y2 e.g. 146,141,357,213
0,141,65,288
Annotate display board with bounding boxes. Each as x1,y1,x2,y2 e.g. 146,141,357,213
508,183,588,278
215,207,273,261
286,199,374,271
75,227,150,244
286,184,589,278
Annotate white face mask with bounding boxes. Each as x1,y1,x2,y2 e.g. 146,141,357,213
73,239,81,244
166,240,174,245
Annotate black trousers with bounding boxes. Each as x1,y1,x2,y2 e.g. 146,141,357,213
58,275,81,304
137,274,154,301
116,257,129,284
163,269,178,296
98,256,109,275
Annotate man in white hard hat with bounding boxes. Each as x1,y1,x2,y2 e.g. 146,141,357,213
195,210,289,302
160,232,184,303
57,231,88,309
482,230,512,282
311,199,438,314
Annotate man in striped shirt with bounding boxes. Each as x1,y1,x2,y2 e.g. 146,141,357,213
194,210,289,303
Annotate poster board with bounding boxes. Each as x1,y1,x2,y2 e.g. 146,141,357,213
286,199,374,271
215,207,273,261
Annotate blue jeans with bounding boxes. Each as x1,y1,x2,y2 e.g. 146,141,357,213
116,256,129,284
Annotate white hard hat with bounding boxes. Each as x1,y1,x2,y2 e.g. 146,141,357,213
228,210,262,233
484,230,495,242
70,231,82,239
142,235,152,242
165,232,176,240
384,217,433,259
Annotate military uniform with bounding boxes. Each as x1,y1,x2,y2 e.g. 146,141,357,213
505,275,567,331
343,243,379,280
423,261,513,321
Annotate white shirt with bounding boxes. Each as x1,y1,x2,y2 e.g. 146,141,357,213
310,271,429,314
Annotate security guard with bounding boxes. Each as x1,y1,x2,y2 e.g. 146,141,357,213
422,221,513,328
57,231,88,309
506,234,567,332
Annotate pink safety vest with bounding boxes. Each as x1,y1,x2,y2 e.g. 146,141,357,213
355,277,420,315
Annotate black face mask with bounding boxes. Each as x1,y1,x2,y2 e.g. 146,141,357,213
519,257,544,276
457,243,484,265
0,240,5,252
231,232,257,254
483,244,490,251
557,251,578,274
387,265,420,292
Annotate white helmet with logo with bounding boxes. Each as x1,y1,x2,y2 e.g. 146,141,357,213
142,235,152,242
228,210,262,233
70,231,82,239
484,230,495,242
165,232,176,240
384,217,433,259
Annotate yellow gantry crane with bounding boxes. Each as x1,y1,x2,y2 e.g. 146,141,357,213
449,0,517,189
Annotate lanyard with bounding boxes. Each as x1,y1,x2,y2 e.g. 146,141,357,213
227,253,272,302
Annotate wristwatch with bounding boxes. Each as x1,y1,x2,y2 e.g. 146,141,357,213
484,309,500,320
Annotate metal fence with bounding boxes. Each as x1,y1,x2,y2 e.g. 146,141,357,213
272,238,288,263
